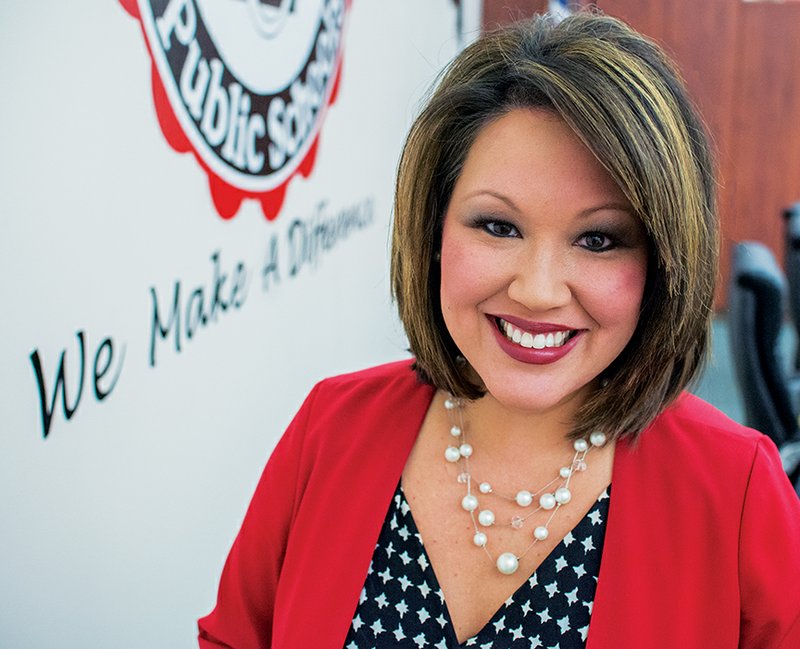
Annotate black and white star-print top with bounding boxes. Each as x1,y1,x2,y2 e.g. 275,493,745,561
343,483,610,649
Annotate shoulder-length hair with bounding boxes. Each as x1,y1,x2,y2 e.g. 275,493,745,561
391,11,718,440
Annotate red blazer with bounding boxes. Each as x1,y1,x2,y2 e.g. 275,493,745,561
198,360,800,648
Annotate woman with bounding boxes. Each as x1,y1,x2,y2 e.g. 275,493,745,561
199,12,800,648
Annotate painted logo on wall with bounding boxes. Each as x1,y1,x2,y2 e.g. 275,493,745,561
120,0,349,220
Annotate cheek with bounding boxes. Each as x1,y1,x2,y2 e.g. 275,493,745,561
584,258,648,326
439,234,484,311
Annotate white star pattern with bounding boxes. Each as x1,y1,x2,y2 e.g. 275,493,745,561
565,587,579,605
342,482,610,648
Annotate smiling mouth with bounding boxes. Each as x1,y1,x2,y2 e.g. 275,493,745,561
496,318,578,349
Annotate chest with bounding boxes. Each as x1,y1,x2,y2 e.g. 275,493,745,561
400,419,614,642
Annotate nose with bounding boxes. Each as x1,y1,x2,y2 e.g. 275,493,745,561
506,245,573,311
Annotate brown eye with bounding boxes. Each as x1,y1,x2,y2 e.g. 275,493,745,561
483,221,519,238
578,232,614,251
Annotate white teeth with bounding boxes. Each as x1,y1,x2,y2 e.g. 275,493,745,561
499,319,573,350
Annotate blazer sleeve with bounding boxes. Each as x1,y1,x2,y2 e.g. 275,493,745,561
197,383,321,649
739,435,800,648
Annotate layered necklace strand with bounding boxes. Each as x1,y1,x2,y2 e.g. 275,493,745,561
443,395,607,576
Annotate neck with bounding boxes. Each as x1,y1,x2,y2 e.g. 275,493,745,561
463,390,586,455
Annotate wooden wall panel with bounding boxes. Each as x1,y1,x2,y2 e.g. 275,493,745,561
482,0,547,30
725,4,800,270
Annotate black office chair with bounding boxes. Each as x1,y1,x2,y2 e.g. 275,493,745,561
782,203,800,369
728,241,800,492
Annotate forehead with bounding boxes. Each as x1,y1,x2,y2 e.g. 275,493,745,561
453,108,629,212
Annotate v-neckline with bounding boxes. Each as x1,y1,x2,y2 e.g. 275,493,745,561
397,483,611,647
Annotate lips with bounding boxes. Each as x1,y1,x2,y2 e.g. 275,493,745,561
497,318,576,349
488,315,582,365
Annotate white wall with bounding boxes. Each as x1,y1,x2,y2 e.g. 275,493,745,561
0,1,480,646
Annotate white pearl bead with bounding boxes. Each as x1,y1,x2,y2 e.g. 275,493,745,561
450,425,462,437
445,446,461,463
573,439,589,452
515,490,533,507
539,492,557,510
479,482,492,494
478,509,495,526
555,486,572,504
461,494,478,512
473,532,487,547
534,525,549,541
459,443,473,458
559,467,571,479
590,431,607,447
496,552,519,575
444,398,456,410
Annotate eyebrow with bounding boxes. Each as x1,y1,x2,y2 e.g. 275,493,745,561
463,190,521,212
463,190,633,218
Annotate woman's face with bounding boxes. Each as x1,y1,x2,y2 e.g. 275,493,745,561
440,108,649,415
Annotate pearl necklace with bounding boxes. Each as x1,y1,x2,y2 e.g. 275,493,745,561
443,395,607,576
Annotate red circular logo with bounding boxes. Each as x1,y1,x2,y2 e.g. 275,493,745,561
120,0,350,220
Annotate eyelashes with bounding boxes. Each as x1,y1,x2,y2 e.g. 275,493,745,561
470,216,622,252
475,218,520,238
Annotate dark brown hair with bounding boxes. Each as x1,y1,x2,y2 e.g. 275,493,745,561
391,11,718,440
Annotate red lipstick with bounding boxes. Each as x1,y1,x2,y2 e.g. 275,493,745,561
488,315,582,365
